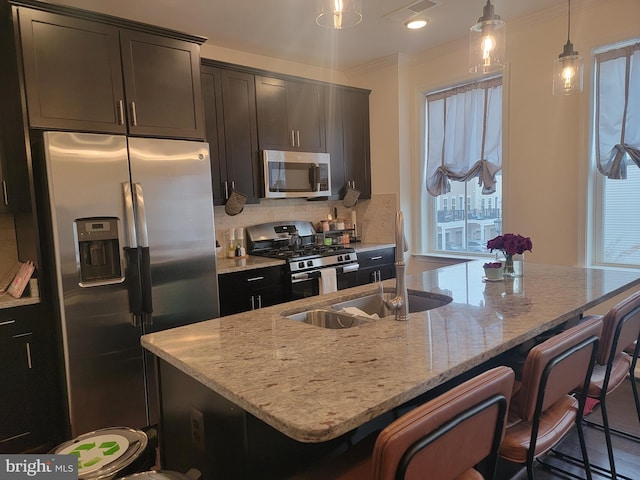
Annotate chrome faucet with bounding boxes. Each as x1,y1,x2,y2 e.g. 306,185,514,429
384,211,409,321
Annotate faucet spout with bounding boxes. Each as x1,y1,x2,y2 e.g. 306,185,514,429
384,211,409,321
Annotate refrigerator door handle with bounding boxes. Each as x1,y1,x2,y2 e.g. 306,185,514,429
140,246,153,325
133,183,153,325
124,246,143,327
123,182,138,247
133,183,149,248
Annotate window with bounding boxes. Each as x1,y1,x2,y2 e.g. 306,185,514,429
590,40,640,267
419,76,503,255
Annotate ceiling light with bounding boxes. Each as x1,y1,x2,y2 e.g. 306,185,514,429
316,0,362,30
404,16,429,30
553,0,583,95
469,0,506,74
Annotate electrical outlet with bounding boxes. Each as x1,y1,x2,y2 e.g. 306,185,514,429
190,406,205,452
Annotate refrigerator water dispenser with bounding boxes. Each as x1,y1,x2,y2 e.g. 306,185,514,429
75,217,123,285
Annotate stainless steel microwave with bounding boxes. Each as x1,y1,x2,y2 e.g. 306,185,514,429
262,150,331,199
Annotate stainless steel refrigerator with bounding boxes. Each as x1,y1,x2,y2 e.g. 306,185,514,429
43,131,220,437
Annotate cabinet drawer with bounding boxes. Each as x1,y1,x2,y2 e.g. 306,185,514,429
357,248,395,269
0,305,36,338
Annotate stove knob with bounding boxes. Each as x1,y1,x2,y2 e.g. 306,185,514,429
344,254,351,261
307,260,313,267
298,261,305,269
338,255,343,262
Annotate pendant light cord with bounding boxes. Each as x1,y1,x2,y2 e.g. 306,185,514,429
567,0,571,43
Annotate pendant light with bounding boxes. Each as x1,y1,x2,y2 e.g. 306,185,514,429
553,0,583,95
469,0,506,74
316,0,362,30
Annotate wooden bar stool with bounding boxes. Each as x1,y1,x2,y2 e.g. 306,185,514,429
290,366,515,480
498,316,602,480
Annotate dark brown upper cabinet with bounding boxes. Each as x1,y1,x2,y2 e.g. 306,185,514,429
255,75,325,152
17,7,204,140
201,65,260,205
326,86,371,200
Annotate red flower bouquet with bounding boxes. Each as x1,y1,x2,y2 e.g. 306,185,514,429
486,233,532,277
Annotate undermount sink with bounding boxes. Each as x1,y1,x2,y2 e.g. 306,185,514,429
331,289,452,317
286,309,370,329
285,290,452,329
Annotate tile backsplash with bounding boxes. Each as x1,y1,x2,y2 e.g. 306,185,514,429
214,193,398,247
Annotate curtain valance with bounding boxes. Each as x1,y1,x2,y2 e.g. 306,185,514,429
425,77,502,196
595,43,640,179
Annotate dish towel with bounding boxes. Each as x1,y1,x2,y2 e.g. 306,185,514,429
319,268,337,295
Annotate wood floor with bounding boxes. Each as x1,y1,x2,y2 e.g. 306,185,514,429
496,376,640,480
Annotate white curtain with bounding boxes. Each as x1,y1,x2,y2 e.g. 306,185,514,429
595,42,640,179
426,77,502,197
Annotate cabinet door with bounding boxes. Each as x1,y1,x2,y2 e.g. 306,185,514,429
119,29,204,139
18,8,126,133
220,70,260,203
201,66,228,205
0,312,36,453
218,266,284,316
342,89,371,199
288,81,325,152
326,87,371,200
255,76,325,152
255,76,290,150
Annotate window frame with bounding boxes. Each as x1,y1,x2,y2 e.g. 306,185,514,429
588,38,640,269
417,75,504,257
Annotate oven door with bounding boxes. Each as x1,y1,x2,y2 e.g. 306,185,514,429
290,265,358,300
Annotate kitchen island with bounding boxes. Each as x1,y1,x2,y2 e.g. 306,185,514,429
141,261,640,478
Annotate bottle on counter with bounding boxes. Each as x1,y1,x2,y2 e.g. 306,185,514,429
227,228,236,258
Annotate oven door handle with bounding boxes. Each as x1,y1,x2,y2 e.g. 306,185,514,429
291,263,359,283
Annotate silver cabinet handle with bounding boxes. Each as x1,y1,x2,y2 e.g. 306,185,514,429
246,276,265,282
291,130,295,147
224,181,229,200
130,101,138,126
257,295,262,309
231,181,235,190
0,319,16,327
250,296,255,310
118,100,125,125
370,256,383,261
2,180,7,206
296,130,300,147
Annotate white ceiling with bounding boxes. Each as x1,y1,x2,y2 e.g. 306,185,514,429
48,0,568,69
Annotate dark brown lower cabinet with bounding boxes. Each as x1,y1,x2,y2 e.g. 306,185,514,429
0,303,64,453
357,247,396,285
218,265,286,317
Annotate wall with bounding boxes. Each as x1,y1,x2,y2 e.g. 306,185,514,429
342,0,640,270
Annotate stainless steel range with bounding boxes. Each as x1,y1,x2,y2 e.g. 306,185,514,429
246,221,359,299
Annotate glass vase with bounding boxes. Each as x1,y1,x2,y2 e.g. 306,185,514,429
502,253,524,277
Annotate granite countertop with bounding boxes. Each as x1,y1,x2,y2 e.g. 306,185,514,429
0,293,40,310
216,243,394,275
141,261,640,443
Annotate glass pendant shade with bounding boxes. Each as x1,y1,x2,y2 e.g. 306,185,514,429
316,0,362,29
553,0,583,96
469,1,506,74
553,43,584,95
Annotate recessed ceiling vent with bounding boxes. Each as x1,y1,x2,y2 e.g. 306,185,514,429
383,0,438,24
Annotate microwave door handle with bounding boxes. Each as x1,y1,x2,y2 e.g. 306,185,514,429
309,164,320,192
